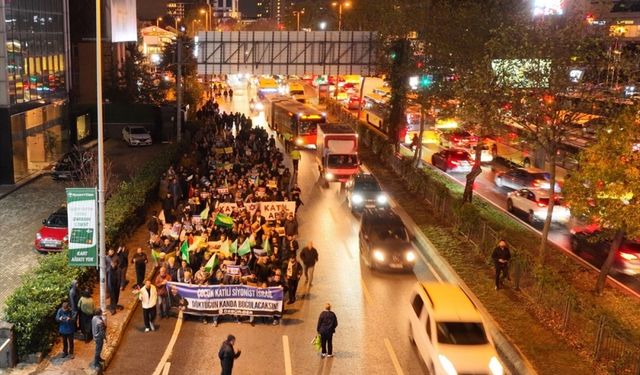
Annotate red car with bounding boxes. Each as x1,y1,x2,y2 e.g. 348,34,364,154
346,96,362,110
35,207,68,252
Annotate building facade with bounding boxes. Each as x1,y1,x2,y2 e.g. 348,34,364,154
213,0,240,19
0,0,71,184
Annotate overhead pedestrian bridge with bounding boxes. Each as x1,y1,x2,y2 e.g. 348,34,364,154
196,31,378,76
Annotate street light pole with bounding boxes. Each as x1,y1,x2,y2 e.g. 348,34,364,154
332,1,351,32
156,17,162,28
95,0,107,313
175,17,180,30
177,36,183,142
293,10,304,31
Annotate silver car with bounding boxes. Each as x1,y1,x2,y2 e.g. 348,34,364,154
495,167,561,192
122,126,152,146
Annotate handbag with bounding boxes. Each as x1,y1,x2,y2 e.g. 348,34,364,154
311,334,322,352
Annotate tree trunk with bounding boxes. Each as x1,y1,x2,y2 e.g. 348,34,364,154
538,150,557,266
596,229,625,294
462,142,483,203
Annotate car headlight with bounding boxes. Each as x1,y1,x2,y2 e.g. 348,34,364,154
489,356,504,375
295,138,304,145
438,354,457,375
376,194,388,205
36,232,42,240
255,102,264,111
325,172,335,181
352,193,364,204
405,251,416,262
373,249,385,262
63,235,69,242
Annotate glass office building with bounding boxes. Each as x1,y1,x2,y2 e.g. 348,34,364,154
0,0,70,184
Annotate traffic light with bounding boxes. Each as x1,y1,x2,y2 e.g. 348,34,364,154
419,75,433,88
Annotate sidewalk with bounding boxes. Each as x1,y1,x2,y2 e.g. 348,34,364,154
0,204,160,375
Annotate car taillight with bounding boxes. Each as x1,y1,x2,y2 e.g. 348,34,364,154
537,202,546,207
619,251,639,261
449,160,460,166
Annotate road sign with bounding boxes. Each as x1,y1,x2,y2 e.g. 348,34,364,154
66,188,98,267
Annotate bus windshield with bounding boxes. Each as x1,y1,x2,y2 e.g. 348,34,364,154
327,154,359,168
299,120,320,135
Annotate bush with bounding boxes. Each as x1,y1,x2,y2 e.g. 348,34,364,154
4,143,181,359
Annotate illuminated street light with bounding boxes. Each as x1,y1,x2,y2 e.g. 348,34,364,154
156,17,162,28
319,21,327,30
331,1,351,32
175,17,181,31
293,9,305,31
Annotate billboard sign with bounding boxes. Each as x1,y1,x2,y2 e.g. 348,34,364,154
110,0,137,42
66,188,98,267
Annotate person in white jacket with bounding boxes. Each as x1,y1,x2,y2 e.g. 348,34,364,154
138,279,157,332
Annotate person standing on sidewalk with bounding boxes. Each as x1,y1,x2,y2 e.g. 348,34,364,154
138,279,158,332
91,309,106,370
77,289,95,342
132,247,148,288
290,148,301,174
491,240,511,290
55,302,76,359
117,245,129,290
218,334,241,375
300,241,318,287
107,259,122,314
317,303,338,358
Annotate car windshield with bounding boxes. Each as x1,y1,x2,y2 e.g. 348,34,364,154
372,224,407,241
130,127,148,134
450,150,470,159
46,214,68,228
355,178,380,192
328,154,359,168
530,172,551,180
436,322,488,345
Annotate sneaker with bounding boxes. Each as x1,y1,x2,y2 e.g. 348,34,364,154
321,354,326,358
68,354,75,359
327,354,334,358
61,353,68,358
213,321,218,327
273,320,279,326
145,328,150,332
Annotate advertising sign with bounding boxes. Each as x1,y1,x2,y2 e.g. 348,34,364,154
110,0,138,42
167,282,284,317
66,188,98,267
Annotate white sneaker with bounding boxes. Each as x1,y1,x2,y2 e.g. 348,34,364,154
321,354,326,358
144,328,150,332
327,354,334,358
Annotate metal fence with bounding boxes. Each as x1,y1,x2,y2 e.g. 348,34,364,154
326,99,640,375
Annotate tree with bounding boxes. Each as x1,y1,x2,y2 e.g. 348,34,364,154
563,109,640,294
159,35,201,116
111,43,165,105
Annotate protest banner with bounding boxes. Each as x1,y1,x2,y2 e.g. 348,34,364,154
259,201,297,220
216,202,237,215
166,282,284,317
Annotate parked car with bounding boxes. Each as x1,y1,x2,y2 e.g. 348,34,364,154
122,126,152,146
570,225,640,276
35,207,68,252
439,130,478,148
359,208,416,271
431,149,473,173
346,173,388,212
409,282,504,375
346,96,362,110
495,167,561,192
506,188,571,224
51,149,93,180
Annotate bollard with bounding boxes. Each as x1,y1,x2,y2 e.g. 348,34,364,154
0,321,16,368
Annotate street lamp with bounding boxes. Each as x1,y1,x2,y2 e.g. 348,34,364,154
319,21,327,31
200,8,210,31
331,1,351,32
192,19,200,34
293,9,305,31
175,17,181,31
156,17,162,28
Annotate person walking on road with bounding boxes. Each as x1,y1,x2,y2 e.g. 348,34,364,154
132,247,148,288
317,303,338,358
55,301,76,359
91,309,106,370
300,241,319,287
290,148,301,173
154,266,172,318
491,240,511,290
218,334,241,375
138,279,158,332
285,255,303,304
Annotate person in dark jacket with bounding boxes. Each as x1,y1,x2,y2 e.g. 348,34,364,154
491,240,511,290
218,334,241,375
91,309,106,369
117,245,129,290
132,247,148,288
68,279,80,330
317,303,338,358
299,241,319,287
107,259,122,314
285,255,303,304
56,301,76,358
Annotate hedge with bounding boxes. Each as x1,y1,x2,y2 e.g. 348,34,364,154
4,141,182,359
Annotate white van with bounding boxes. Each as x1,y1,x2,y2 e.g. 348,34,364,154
408,282,504,375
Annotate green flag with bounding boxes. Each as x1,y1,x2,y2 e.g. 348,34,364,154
151,249,161,262
180,240,190,264
200,205,210,221
238,238,252,256
204,253,218,272
230,239,238,254
263,239,272,256
214,213,234,228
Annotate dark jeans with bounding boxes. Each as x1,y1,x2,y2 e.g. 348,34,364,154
287,279,299,302
93,337,104,368
79,312,92,341
292,159,299,172
135,264,146,287
61,333,74,355
109,286,120,312
143,307,155,329
120,265,128,288
320,333,333,355
495,264,508,289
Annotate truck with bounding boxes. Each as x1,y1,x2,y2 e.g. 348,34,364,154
316,124,360,184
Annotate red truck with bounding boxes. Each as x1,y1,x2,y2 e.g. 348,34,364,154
316,124,359,184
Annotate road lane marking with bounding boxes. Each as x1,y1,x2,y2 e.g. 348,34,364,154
384,338,406,375
282,335,293,375
361,278,373,304
162,362,171,375
152,310,184,375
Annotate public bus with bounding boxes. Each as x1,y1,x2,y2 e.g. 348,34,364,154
258,77,279,95
265,98,327,147
361,93,425,144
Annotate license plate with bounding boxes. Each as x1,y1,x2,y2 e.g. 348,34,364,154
365,204,376,208
390,263,403,269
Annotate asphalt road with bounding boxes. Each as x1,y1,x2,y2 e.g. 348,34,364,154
107,86,434,375
0,138,169,309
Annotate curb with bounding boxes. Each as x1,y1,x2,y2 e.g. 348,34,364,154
102,297,140,371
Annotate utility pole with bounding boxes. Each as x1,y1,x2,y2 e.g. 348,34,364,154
177,36,183,142
95,0,107,312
